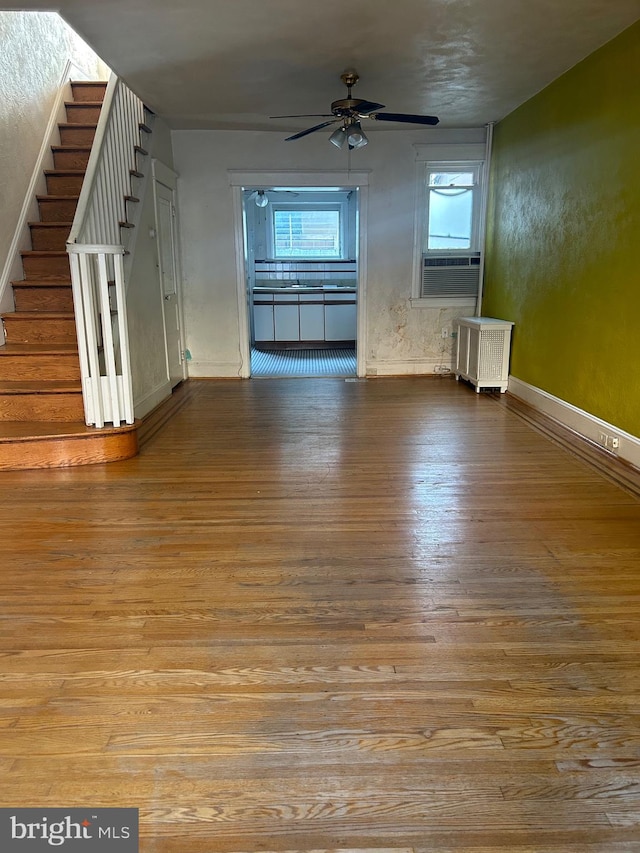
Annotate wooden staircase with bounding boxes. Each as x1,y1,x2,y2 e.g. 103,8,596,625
0,81,138,470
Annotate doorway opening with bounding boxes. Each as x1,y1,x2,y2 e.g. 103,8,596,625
242,185,360,378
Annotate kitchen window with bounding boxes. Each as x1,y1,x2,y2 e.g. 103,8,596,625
269,203,346,260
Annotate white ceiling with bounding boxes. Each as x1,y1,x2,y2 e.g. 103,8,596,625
5,0,640,131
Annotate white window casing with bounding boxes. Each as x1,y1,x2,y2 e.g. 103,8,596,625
411,143,487,308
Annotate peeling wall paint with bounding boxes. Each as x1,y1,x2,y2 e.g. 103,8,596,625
171,127,485,377
483,20,640,436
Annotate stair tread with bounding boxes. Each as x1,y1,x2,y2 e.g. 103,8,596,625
1,312,74,320
37,195,80,201
58,122,98,128
12,281,72,288
0,381,81,394
20,250,68,256
0,421,134,442
19,280,71,287
44,169,87,176
51,145,92,151
28,221,73,228
0,343,78,355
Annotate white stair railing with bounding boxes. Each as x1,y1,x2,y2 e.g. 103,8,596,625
67,73,147,428
68,245,133,428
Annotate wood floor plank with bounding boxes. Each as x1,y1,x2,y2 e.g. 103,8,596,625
1,377,640,850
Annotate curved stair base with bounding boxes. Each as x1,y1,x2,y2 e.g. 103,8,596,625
0,421,138,471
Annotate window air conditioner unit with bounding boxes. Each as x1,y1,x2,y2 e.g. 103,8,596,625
421,254,481,298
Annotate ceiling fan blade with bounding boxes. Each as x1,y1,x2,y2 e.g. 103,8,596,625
370,112,439,126
285,119,340,141
354,100,385,114
271,114,335,119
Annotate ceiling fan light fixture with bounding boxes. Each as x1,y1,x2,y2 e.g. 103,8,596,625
275,71,438,147
329,125,348,148
255,190,269,208
346,122,368,149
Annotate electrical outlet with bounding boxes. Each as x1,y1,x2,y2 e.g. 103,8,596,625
441,327,449,338
598,431,620,452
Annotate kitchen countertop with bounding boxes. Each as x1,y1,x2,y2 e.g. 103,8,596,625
254,285,356,293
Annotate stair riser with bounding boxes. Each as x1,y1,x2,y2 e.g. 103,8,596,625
0,393,84,422
0,429,138,471
45,174,85,195
0,355,80,382
65,104,102,124
13,287,74,313
52,150,91,170
21,254,70,280
30,226,70,251
70,82,107,102
38,198,78,222
2,318,76,345
59,126,97,146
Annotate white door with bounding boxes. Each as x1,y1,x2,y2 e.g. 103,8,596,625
155,180,184,386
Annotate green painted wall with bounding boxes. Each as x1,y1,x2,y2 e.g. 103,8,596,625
483,20,640,437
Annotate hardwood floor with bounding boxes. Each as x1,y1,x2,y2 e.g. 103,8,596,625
1,376,640,852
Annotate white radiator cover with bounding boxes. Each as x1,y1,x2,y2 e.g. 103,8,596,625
455,316,514,392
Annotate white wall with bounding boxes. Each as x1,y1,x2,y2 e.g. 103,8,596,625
171,127,485,377
0,12,108,313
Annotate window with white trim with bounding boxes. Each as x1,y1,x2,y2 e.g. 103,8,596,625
413,159,485,305
269,202,346,260
426,166,481,251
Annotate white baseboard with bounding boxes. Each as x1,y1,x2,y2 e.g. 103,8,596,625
134,380,173,420
366,358,453,377
508,376,640,469
188,361,243,378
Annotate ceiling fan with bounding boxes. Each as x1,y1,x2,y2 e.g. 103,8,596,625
271,70,439,150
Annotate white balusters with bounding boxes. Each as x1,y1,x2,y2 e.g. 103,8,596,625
67,74,148,428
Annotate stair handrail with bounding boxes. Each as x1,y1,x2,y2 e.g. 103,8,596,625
67,72,117,246
66,73,145,428
68,72,145,246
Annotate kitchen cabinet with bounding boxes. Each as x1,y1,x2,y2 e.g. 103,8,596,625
253,304,274,341
325,303,357,341
299,304,325,340
253,289,357,343
274,304,299,341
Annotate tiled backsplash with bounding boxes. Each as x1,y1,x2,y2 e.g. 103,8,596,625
255,259,357,284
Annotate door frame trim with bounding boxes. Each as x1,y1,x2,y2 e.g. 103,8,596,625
229,170,369,378
152,159,188,385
